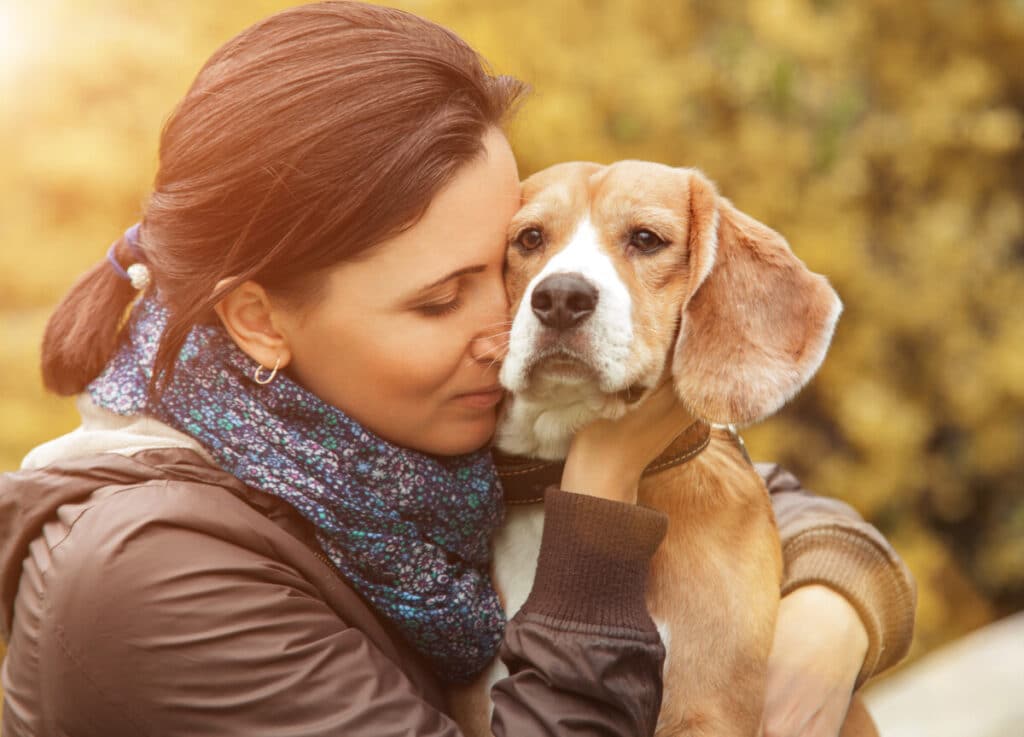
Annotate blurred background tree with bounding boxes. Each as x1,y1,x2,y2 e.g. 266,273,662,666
1,0,1021,681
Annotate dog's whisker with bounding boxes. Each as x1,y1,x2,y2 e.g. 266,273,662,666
476,330,513,345
481,333,512,344
475,341,506,355
476,319,514,332
477,348,508,366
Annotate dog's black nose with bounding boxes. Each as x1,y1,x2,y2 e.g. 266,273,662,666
531,273,599,330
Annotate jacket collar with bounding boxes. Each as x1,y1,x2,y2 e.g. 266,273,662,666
21,394,215,470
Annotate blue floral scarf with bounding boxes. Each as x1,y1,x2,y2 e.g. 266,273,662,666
89,295,506,682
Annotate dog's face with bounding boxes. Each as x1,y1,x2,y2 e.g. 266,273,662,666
500,161,697,407
498,161,841,450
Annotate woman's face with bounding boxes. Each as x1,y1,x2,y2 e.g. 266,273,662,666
278,128,520,455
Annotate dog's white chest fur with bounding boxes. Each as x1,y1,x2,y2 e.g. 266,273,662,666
493,504,545,618
476,505,545,700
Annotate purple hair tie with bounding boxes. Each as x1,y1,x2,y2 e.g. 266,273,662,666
124,222,143,259
106,223,151,290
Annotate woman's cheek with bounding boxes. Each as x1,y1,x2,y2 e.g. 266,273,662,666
387,323,465,392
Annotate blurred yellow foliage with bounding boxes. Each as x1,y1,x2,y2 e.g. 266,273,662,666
1,0,1022,680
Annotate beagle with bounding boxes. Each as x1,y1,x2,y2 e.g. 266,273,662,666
454,161,860,736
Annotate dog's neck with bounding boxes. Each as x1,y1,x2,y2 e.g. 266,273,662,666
495,379,630,461
495,420,713,504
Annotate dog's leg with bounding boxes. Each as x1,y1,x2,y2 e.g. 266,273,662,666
645,443,783,737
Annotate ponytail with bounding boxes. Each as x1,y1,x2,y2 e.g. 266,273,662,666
40,232,146,396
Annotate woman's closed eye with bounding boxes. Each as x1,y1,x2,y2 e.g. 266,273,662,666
417,294,463,317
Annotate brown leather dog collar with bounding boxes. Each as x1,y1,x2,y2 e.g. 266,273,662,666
493,420,712,505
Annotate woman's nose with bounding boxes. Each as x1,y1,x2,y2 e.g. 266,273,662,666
469,281,510,365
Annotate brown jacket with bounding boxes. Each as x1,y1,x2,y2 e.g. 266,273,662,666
0,407,915,736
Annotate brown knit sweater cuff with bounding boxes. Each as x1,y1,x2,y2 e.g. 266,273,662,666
518,488,668,634
781,526,917,689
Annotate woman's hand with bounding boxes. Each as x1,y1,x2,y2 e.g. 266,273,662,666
561,380,696,504
762,585,869,737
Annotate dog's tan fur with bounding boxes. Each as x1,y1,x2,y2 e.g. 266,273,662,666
454,161,873,736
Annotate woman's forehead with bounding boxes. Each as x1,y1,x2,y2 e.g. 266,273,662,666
330,133,520,296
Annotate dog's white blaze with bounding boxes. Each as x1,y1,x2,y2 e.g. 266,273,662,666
501,217,634,394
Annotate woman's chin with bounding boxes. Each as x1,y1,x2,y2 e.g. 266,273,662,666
415,413,499,457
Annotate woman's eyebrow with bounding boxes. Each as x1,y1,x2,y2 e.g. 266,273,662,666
415,264,487,293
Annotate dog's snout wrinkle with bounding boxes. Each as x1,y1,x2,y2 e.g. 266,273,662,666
530,273,598,331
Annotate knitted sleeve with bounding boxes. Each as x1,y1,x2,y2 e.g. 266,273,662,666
758,462,917,688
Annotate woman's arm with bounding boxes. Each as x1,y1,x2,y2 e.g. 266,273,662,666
759,462,917,686
38,485,667,737
758,462,917,737
38,498,459,736
494,490,668,736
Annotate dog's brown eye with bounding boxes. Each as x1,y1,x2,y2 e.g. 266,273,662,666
630,229,666,253
515,227,544,251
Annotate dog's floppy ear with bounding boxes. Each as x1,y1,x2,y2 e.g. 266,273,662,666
672,170,842,425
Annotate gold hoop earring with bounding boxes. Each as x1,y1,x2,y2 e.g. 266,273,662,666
254,357,281,385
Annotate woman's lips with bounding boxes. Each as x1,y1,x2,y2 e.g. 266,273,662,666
453,386,504,409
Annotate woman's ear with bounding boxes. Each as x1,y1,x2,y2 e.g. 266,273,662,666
671,171,843,426
213,280,292,370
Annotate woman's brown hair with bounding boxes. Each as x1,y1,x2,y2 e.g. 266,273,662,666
41,1,527,396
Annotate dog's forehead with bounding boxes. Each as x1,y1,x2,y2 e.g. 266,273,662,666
521,160,690,216
597,160,690,202
520,162,601,207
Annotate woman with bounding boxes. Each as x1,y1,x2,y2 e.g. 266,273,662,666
0,3,914,735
